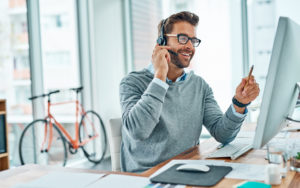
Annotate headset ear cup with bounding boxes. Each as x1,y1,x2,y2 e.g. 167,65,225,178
157,36,167,46
162,36,167,45
157,37,162,45
157,19,167,46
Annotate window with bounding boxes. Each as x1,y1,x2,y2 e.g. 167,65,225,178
0,0,32,166
40,0,79,92
247,0,300,122
39,0,81,163
130,0,163,70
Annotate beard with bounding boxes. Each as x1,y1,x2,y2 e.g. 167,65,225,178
169,49,194,68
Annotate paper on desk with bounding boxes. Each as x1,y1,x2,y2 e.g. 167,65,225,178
222,162,266,181
150,160,267,181
237,131,289,139
12,171,105,188
86,174,149,188
86,174,185,188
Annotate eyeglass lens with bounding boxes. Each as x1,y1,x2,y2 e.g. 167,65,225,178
178,35,200,47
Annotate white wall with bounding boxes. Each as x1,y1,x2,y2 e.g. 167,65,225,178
91,0,125,129
275,0,300,24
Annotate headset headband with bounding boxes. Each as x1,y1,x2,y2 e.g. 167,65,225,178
157,19,168,46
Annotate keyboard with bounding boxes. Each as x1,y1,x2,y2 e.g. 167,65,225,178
206,143,253,160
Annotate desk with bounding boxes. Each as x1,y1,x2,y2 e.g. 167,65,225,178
142,125,300,187
1,132,299,187
142,141,300,187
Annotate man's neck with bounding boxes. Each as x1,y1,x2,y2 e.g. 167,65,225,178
167,65,184,82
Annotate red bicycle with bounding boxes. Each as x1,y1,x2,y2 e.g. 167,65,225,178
19,87,107,166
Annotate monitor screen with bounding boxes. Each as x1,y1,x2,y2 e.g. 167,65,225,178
0,114,6,154
253,17,300,149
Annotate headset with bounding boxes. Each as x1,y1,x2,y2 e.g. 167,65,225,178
157,19,178,56
157,19,167,46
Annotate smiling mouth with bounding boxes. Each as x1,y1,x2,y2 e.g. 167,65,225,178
179,52,192,59
180,52,191,56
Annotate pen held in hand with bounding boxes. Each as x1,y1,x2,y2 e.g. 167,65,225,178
244,65,254,89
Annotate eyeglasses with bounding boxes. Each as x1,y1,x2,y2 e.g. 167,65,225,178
165,33,201,47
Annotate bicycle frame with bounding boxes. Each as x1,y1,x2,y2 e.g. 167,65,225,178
41,98,99,152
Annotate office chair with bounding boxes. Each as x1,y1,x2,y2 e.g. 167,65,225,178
108,118,122,171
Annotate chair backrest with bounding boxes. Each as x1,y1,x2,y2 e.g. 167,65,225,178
108,118,122,171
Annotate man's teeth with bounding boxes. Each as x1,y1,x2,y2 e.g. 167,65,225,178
181,53,191,57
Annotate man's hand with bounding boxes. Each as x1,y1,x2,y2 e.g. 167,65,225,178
234,76,260,113
152,44,172,82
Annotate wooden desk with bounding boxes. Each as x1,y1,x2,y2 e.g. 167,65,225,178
0,164,143,188
1,131,299,187
142,140,300,188
142,126,300,188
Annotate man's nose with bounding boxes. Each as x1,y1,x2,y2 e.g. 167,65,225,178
185,39,194,49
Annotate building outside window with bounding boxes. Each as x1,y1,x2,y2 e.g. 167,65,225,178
0,0,32,166
39,0,82,163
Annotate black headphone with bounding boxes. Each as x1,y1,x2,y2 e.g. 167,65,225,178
157,19,167,46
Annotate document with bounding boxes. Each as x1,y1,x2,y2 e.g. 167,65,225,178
151,160,267,181
237,131,289,139
86,174,185,188
86,174,150,188
12,171,105,188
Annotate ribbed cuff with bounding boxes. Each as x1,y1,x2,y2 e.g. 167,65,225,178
144,81,168,103
225,105,246,124
230,104,247,118
152,78,169,90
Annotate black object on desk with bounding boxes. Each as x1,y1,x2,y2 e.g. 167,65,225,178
150,163,232,187
0,114,6,154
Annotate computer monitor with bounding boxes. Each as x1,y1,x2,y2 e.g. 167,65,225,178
253,17,300,149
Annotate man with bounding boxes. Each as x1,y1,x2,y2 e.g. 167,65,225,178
119,11,259,173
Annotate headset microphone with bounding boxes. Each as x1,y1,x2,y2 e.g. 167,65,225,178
168,50,178,56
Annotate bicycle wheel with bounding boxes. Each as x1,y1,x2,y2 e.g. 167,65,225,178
79,110,107,164
19,119,67,166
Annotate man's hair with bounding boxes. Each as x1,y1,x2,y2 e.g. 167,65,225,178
157,11,199,36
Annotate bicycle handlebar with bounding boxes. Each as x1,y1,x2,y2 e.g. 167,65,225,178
28,86,84,101
69,86,83,93
28,90,60,101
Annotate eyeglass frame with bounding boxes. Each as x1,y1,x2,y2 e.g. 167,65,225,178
165,33,201,47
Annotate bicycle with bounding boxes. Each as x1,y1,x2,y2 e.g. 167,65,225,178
19,86,107,166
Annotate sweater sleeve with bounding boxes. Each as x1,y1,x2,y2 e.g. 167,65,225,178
202,86,246,144
120,77,167,141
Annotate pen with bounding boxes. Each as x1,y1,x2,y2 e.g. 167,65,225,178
244,65,254,89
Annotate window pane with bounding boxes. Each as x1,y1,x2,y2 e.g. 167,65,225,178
40,0,80,116
131,0,163,70
0,0,32,166
39,0,81,163
40,0,80,93
247,0,300,122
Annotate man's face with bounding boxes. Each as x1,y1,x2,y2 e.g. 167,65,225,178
167,21,196,68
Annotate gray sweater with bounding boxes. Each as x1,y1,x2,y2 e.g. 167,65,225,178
119,69,245,173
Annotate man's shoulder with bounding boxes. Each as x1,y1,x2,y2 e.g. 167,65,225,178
121,69,153,85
